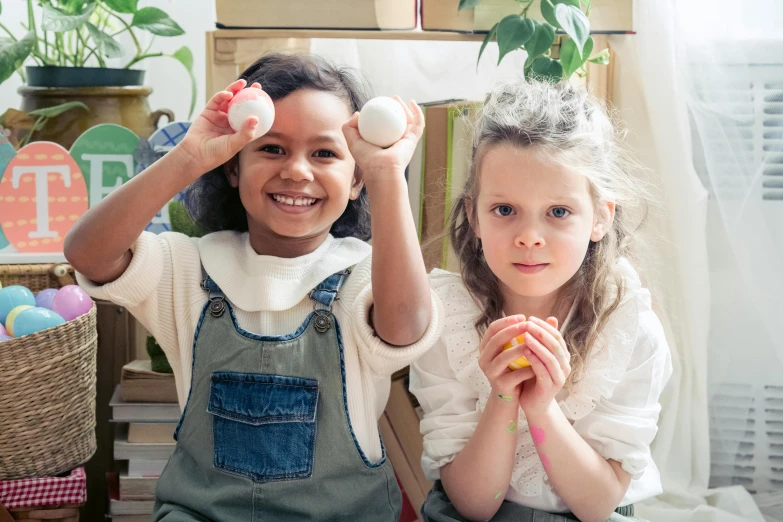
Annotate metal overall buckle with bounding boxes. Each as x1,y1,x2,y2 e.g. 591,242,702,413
202,279,226,317
309,267,351,333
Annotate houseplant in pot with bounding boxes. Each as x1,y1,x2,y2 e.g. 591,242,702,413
0,0,196,148
464,0,610,82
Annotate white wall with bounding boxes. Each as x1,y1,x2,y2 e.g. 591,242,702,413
1,1,535,124
0,0,215,122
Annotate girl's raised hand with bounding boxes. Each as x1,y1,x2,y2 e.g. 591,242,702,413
518,317,572,415
478,316,536,401
341,97,424,183
176,79,262,178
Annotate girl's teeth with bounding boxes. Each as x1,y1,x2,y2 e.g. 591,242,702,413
272,194,316,206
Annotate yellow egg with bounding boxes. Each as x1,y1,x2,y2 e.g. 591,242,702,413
6,305,33,337
503,334,530,370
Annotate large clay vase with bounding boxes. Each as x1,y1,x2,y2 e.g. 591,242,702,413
18,85,173,150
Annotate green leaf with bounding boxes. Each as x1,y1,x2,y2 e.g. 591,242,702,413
103,0,138,14
0,32,34,85
530,56,563,83
459,0,483,10
41,4,94,32
540,0,580,29
477,23,498,70
0,37,13,47
171,46,196,119
560,35,592,78
497,15,535,64
86,22,123,58
555,4,590,57
132,7,184,36
28,101,89,118
587,48,610,64
524,20,555,62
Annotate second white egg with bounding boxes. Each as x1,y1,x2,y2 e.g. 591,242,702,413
358,97,407,148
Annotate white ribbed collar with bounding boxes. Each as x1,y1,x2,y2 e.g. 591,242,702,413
198,231,371,311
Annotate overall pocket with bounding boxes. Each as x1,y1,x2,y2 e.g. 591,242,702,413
208,372,319,483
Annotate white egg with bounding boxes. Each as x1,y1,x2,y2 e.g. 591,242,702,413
228,99,275,139
358,96,408,148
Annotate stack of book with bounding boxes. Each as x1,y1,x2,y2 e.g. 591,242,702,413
108,360,179,521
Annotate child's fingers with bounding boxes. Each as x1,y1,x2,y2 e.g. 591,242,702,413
525,336,566,388
411,100,424,127
495,366,535,390
479,315,526,354
227,116,258,152
206,90,233,113
527,317,569,370
250,82,262,90
394,95,414,124
226,78,247,95
491,344,528,376
479,319,527,367
342,113,362,147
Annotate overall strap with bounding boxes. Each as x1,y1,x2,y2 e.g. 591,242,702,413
309,267,352,310
200,266,227,317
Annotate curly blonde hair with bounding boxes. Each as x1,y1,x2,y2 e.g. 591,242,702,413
449,80,653,386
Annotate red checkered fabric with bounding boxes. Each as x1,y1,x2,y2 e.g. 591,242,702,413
0,467,86,509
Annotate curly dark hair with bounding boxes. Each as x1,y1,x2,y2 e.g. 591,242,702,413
184,53,374,240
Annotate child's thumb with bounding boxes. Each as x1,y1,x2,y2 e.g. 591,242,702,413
229,116,258,152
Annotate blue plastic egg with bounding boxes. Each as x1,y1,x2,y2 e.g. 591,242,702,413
12,307,65,337
0,286,36,324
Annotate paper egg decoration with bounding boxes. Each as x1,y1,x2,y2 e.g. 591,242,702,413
12,307,65,337
52,285,93,321
70,123,139,207
0,142,88,253
0,138,16,251
358,96,407,148
228,88,275,139
0,285,36,324
6,304,33,337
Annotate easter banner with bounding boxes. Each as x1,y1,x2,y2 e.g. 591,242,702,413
0,121,191,264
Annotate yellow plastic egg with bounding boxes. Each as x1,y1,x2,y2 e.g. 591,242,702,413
503,334,530,370
6,305,33,337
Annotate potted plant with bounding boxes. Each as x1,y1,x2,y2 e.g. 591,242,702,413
0,0,195,148
464,0,610,82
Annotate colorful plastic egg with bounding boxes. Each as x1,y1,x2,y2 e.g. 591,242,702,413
0,334,12,342
51,285,93,321
35,288,59,310
228,87,275,139
0,285,36,324
0,323,7,336
12,307,65,337
6,305,33,337
503,334,530,370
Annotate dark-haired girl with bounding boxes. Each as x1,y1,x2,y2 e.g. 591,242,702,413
65,53,442,521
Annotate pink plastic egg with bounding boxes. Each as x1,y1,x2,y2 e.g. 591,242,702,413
0,323,7,336
51,285,93,321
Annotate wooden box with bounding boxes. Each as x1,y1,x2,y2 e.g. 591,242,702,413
216,0,417,30
421,0,633,33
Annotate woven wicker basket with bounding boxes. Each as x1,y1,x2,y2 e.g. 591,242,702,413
0,264,97,481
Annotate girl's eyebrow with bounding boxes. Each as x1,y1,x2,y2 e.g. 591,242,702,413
261,131,345,148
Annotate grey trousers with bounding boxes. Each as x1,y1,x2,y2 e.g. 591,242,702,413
422,481,647,522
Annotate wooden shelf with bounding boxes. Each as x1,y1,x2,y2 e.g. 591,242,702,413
212,28,488,42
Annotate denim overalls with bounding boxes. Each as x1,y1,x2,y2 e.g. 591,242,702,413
153,268,402,521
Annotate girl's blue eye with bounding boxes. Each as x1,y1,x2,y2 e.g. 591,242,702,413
493,205,514,217
314,150,337,158
550,207,570,218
